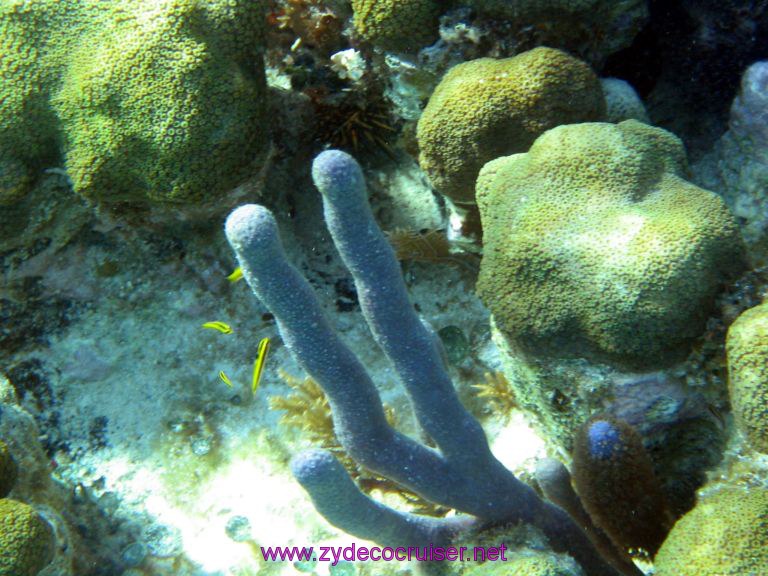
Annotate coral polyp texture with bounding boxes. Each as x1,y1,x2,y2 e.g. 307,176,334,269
416,47,606,204
226,150,622,576
351,0,440,53
0,498,55,576
476,120,746,368
725,301,768,453
654,487,768,576
0,0,268,205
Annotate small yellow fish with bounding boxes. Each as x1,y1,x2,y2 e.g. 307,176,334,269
227,267,244,282
202,321,233,334
218,371,234,388
252,337,270,394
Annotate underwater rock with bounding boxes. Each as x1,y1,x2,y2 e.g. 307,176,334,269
477,120,745,369
601,78,649,124
698,60,768,258
461,0,647,66
417,47,605,204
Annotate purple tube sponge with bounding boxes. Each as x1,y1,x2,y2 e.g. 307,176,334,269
225,150,623,575
573,416,674,557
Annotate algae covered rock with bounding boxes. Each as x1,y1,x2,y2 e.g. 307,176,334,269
601,78,649,124
351,0,440,53
726,301,768,453
463,0,647,65
1,0,269,206
654,487,768,576
0,498,55,576
417,47,605,204
477,120,745,368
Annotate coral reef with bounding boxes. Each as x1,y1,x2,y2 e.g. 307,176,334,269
476,120,745,368
725,301,768,453
0,498,54,576
3,0,767,573
226,150,621,575
417,47,605,204
1,0,269,206
654,487,768,576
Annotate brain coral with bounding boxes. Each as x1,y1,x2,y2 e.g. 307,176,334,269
725,301,768,453
417,47,605,204
654,487,768,576
351,0,440,52
1,0,268,205
0,498,54,576
476,120,745,368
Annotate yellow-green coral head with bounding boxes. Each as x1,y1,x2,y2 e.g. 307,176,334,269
476,120,745,368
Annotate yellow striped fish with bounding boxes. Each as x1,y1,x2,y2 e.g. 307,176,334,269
252,337,270,394
227,267,244,282
218,371,234,388
202,321,233,334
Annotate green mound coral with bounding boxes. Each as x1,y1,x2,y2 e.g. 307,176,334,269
0,0,88,204
417,47,605,204
726,301,768,453
476,120,745,368
0,498,54,576
1,0,268,205
461,552,582,576
0,440,17,499
351,0,440,52
654,487,768,576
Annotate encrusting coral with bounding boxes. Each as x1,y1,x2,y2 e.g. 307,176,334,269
725,300,768,453
477,120,746,368
226,149,624,575
654,487,768,576
0,498,55,576
351,0,440,53
417,47,606,204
